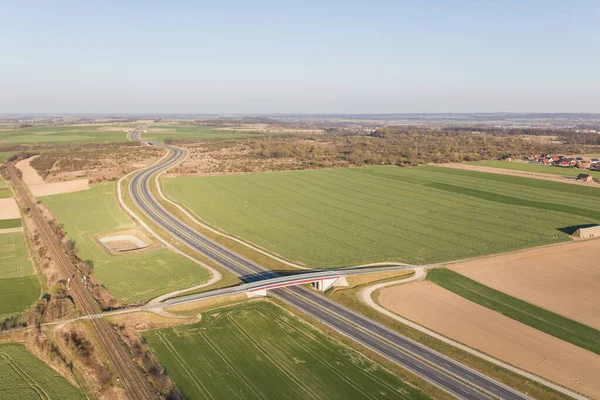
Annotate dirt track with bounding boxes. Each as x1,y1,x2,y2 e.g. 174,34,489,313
379,282,600,399
438,162,598,187
448,239,600,330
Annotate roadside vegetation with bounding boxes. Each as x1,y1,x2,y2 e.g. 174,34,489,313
163,165,600,267
144,301,429,400
428,268,600,355
0,343,85,399
40,182,210,304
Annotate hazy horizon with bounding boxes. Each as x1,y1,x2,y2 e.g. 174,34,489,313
2,1,599,114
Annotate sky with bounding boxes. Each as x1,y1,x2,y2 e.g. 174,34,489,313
1,0,599,114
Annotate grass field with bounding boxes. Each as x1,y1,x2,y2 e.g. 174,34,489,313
0,232,40,320
0,343,85,399
0,232,35,278
142,125,268,141
428,268,600,355
0,219,23,229
40,182,209,303
469,160,600,179
144,301,428,400
0,187,11,198
0,125,129,145
163,165,600,267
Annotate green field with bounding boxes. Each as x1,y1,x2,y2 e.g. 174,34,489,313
0,125,129,145
163,165,600,267
142,125,268,141
470,160,600,180
0,233,35,278
428,268,600,355
40,182,209,303
0,219,23,229
144,302,428,400
0,232,40,320
0,343,85,399
0,188,11,198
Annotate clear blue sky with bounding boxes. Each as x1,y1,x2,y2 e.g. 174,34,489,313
2,1,599,114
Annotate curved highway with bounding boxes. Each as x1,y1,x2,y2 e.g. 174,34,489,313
128,131,531,400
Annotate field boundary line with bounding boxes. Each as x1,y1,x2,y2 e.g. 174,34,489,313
359,268,589,400
227,313,323,400
156,332,214,400
260,307,385,399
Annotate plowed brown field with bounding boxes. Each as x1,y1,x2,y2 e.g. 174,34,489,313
379,282,600,398
448,240,600,330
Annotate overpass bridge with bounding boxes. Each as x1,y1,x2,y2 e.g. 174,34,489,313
154,264,416,309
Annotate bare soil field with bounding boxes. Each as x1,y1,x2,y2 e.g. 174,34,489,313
448,239,600,330
0,198,20,219
379,281,600,398
29,179,89,197
437,163,595,186
15,157,45,185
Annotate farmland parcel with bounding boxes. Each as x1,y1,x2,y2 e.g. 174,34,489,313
378,281,600,399
0,232,40,319
0,125,130,145
448,239,600,330
162,165,600,267
144,302,429,400
0,343,85,399
40,182,209,303
428,268,600,354
142,125,267,142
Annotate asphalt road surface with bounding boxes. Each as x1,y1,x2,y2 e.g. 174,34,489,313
128,136,531,400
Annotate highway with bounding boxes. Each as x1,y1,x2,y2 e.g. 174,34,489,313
128,129,531,400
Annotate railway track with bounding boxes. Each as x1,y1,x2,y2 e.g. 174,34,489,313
7,165,155,400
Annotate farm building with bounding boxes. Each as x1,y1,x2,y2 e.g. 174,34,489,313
577,174,593,182
573,226,600,238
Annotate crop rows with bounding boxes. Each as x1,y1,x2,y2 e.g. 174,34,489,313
0,344,84,399
143,302,427,400
163,166,599,267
